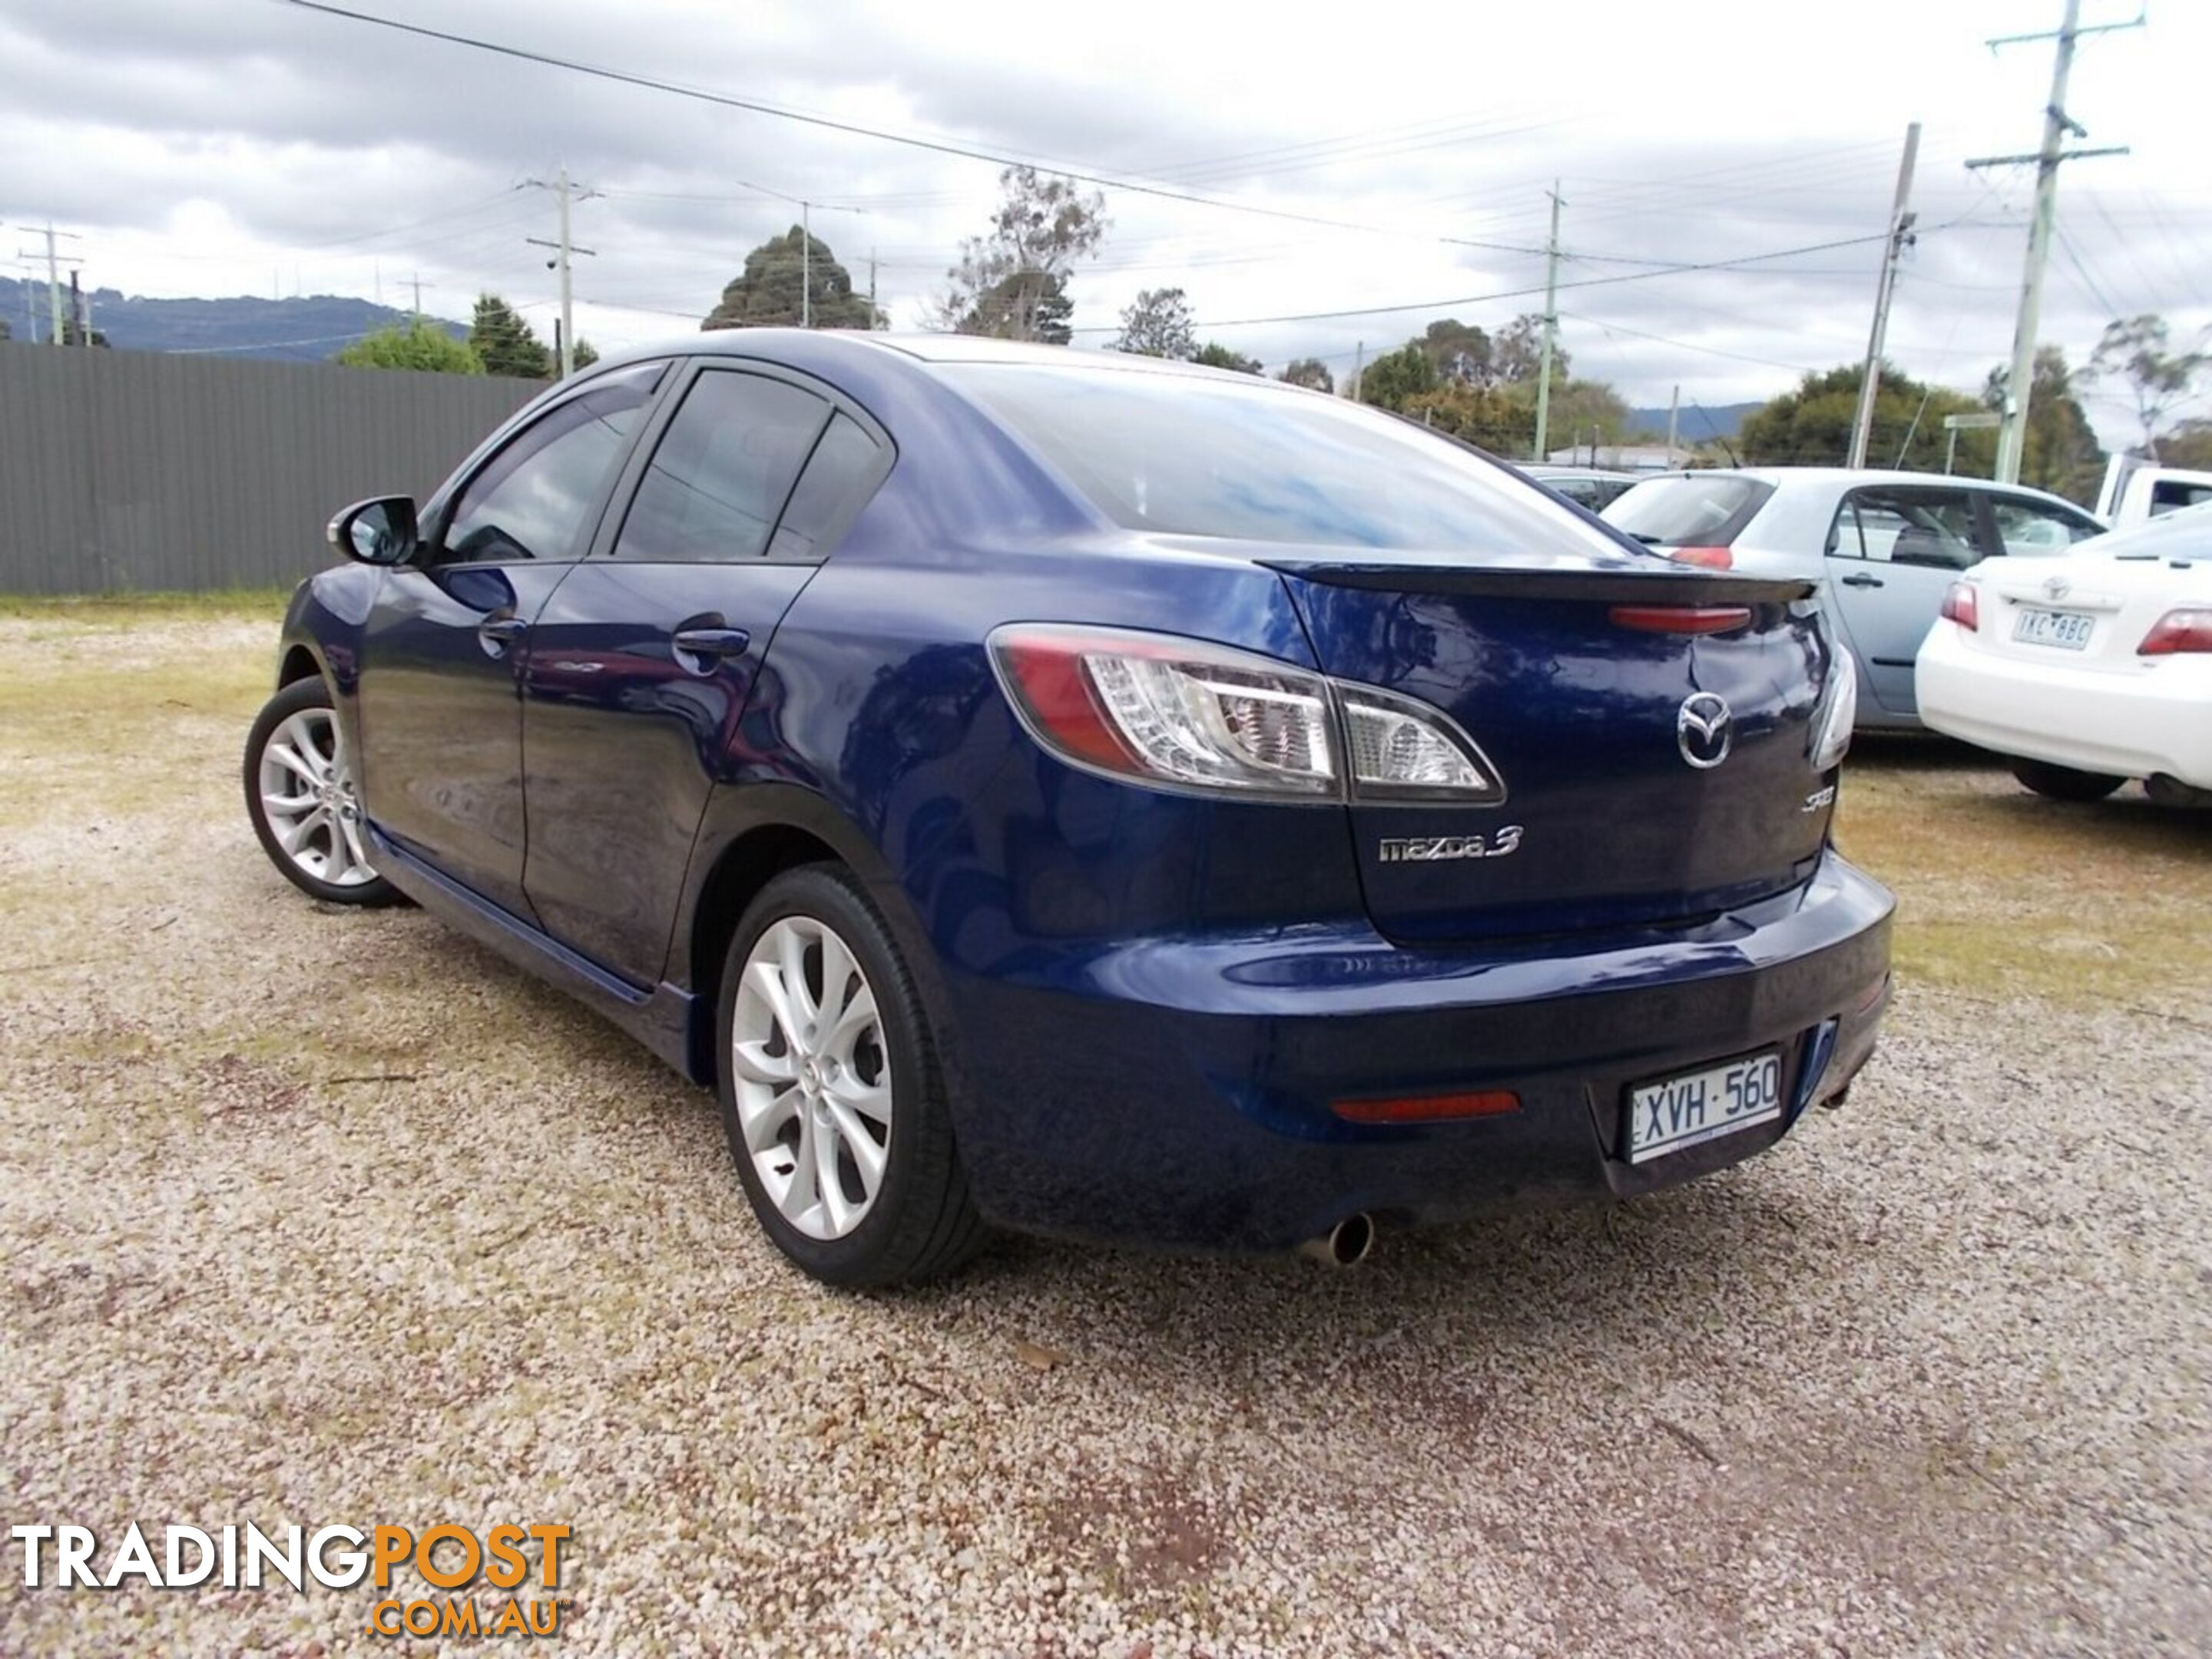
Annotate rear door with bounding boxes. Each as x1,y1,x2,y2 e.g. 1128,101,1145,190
1826,485,1990,717
353,363,664,915
520,360,894,983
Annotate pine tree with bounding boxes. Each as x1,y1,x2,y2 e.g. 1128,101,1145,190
470,294,552,379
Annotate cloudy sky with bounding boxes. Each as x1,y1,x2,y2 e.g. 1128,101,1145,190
4,0,2206,441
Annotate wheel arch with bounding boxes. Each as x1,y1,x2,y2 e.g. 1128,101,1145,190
676,785,952,1091
277,644,324,689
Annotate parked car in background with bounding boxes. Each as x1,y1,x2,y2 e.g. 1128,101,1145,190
243,334,1891,1286
1918,503,2212,805
1520,464,1639,512
2094,455,2212,527
1602,468,2107,730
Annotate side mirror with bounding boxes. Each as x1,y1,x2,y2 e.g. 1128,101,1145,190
328,496,419,566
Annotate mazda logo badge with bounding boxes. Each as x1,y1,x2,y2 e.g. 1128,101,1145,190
1677,692,1734,770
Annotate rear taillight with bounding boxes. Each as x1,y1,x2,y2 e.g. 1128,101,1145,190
988,624,1505,803
1667,546,1735,570
1940,581,1979,631
1810,651,1856,773
2137,608,2212,655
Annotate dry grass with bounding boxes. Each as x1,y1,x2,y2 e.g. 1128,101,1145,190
1834,733,2212,1012
1,601,2207,1657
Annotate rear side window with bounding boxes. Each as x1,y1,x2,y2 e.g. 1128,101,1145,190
947,363,1634,557
767,413,889,561
2151,479,2212,516
1601,475,1772,547
1838,490,1982,570
1988,496,2103,558
614,369,830,562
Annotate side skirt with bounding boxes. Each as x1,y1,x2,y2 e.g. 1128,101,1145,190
365,826,710,1085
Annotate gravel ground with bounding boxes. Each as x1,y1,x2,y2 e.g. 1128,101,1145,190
2,609,2208,1657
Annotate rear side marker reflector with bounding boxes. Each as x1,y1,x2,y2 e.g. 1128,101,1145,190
1608,604,1752,635
1333,1090,1522,1124
1854,973,1890,1015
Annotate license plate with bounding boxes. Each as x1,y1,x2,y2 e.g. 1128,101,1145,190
1626,1051,1784,1164
2013,607,2093,650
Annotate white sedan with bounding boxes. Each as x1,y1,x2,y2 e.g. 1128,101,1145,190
1917,503,2212,806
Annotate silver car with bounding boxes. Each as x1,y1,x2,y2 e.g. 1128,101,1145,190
1601,468,2106,731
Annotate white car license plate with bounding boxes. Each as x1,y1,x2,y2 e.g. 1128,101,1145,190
2013,607,2093,650
1627,1051,1784,1164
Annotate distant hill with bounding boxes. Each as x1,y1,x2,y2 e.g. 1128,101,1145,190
1624,400,1762,443
0,276,465,360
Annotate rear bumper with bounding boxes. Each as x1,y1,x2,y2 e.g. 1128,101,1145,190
1917,625,2212,786
942,850,1894,1252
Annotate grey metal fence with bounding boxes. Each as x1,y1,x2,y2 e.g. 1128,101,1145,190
0,348,541,594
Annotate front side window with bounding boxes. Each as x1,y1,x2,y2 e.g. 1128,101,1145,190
1988,496,2103,558
614,370,830,562
1837,491,1982,571
440,363,662,564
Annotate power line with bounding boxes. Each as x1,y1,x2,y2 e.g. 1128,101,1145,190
273,1,1693,270
1558,311,1817,375
2053,224,2121,316
170,330,376,354
1069,225,1962,334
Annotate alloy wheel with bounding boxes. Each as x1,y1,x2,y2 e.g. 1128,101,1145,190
730,916,894,1241
257,708,376,888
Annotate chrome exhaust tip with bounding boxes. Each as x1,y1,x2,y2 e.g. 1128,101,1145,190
1297,1213,1375,1268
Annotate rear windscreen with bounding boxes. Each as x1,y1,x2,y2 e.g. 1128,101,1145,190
945,363,1639,557
1601,475,1773,546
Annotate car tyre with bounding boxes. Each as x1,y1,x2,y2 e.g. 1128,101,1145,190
243,678,404,906
2010,759,2125,803
716,864,986,1288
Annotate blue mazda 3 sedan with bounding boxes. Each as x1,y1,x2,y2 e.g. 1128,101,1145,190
243,332,1892,1286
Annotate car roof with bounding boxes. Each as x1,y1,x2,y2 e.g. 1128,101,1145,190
1671,465,2065,495
666,326,1288,386
1618,465,2098,512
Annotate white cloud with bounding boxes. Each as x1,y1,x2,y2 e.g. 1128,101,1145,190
2,0,2207,440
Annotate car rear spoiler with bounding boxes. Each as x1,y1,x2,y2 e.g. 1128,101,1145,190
1261,557,1816,607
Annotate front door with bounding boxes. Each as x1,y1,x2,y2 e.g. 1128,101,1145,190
1824,485,1989,718
522,363,892,984
353,363,664,915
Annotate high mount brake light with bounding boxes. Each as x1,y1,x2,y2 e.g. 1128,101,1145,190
1608,604,1752,634
988,625,1506,803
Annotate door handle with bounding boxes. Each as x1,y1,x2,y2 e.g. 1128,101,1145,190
671,626,751,672
478,614,528,656
1839,573,1884,589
